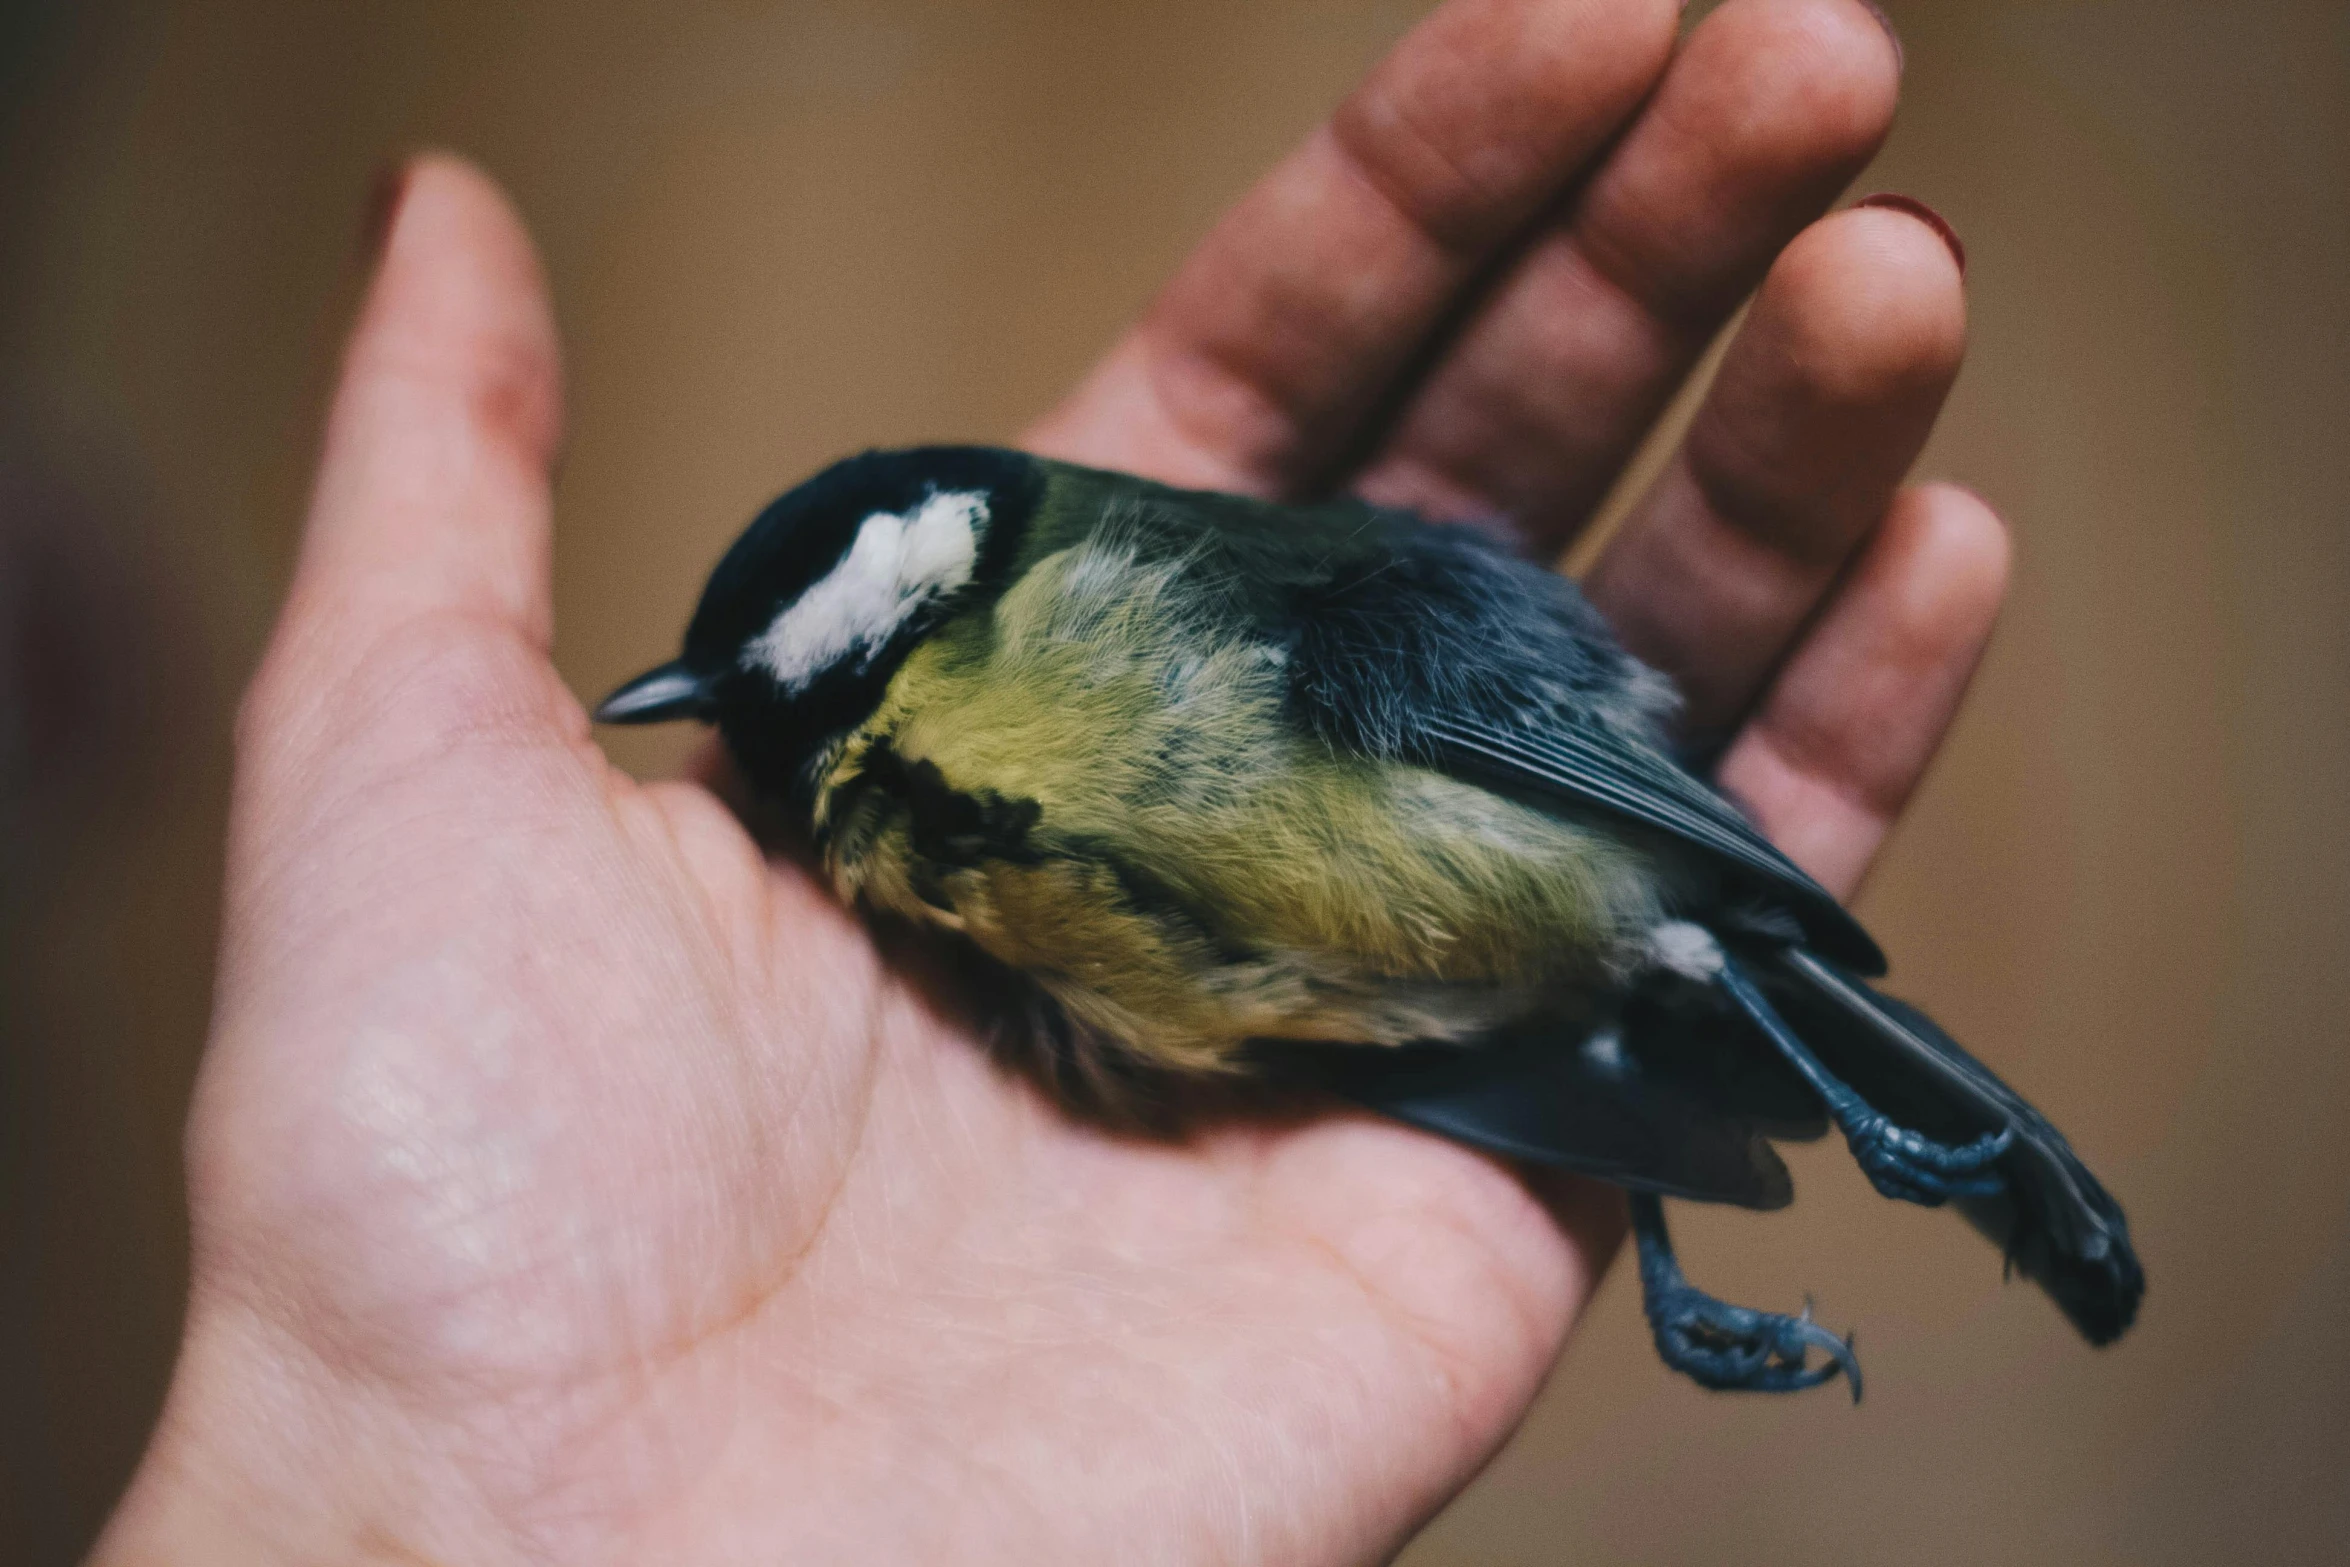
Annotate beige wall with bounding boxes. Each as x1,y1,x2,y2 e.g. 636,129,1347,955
3,2,2345,1560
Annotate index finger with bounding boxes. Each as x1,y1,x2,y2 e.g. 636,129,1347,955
1023,0,1681,496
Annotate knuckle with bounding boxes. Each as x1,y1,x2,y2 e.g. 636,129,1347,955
1330,85,1514,254
340,613,573,757
232,593,585,793
235,612,582,789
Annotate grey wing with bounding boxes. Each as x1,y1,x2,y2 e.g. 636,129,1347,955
1417,711,1881,972
1279,512,1884,974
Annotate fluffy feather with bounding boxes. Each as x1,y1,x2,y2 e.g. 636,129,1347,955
819,519,1666,1085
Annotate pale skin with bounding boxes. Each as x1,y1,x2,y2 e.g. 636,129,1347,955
97,1,2004,1562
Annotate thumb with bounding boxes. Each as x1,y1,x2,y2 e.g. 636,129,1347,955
244,155,570,780
299,153,562,646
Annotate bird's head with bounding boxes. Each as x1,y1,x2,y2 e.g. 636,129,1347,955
595,444,1044,795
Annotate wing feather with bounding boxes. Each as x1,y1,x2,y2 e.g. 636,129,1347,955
1418,714,1883,972
1228,493,1885,973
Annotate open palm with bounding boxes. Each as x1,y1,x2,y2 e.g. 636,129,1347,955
104,3,2003,1562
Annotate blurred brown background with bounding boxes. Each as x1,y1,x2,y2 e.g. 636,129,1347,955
3,0,2345,1561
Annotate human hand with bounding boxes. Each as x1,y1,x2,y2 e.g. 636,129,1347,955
99,2,1995,1562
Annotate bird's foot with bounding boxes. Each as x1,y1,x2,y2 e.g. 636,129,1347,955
1631,1192,1861,1400
1648,1280,1862,1398
1838,1108,2012,1206
1710,953,2015,1208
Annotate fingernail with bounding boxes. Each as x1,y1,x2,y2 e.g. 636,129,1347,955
358,158,412,265
1856,192,1965,279
1859,0,1904,74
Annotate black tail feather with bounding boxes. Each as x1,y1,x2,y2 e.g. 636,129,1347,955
1756,947,2145,1345
1317,1021,1803,1210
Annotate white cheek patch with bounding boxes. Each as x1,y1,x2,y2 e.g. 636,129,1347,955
743,489,987,692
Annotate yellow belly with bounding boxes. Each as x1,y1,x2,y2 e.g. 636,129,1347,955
813,537,1667,1075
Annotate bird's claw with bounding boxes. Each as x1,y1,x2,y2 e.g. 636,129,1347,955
1842,1113,2013,1206
1645,1281,1863,1401
1706,954,2015,1209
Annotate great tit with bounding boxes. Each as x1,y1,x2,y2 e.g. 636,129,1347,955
597,445,2143,1397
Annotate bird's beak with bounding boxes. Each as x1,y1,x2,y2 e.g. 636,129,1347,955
593,660,716,725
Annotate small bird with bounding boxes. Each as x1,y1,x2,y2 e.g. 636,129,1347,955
597,445,2143,1397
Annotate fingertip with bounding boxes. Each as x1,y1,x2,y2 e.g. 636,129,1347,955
1639,204,1971,649
1882,481,2012,643
1796,482,2011,717
1748,204,1969,410
356,157,412,269
1792,0,1906,143
1855,192,1966,279
292,152,566,663
350,151,565,473
1856,0,1904,76
1690,0,1904,174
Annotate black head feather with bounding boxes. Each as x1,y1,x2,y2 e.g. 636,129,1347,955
679,445,1044,795
683,446,1042,670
